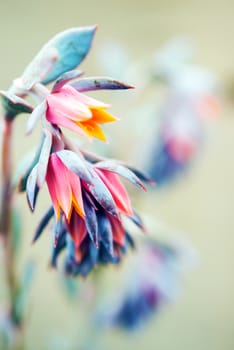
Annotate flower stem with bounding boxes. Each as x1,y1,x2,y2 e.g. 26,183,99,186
0,119,23,349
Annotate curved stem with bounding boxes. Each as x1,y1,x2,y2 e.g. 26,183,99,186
1,121,16,298
0,119,23,349
1,120,12,233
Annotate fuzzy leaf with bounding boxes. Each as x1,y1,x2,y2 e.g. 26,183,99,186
21,47,59,89
26,165,39,211
0,91,33,120
26,101,47,135
42,26,97,84
71,77,134,92
37,130,52,188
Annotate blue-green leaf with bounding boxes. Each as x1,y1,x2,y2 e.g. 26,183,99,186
0,90,33,120
21,26,97,88
43,26,97,84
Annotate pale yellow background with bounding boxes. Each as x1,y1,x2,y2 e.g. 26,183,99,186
0,1,234,349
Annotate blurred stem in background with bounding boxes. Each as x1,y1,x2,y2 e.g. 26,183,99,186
0,118,24,350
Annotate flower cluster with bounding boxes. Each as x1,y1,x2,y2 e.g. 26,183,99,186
4,26,150,277
28,141,148,276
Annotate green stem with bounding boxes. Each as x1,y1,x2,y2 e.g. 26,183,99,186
0,119,23,350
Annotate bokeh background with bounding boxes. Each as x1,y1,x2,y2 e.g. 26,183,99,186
1,0,234,349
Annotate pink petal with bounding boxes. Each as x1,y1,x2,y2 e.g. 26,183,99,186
108,215,125,246
69,170,85,218
46,108,88,138
67,212,87,248
61,85,109,108
95,169,133,216
46,160,60,219
47,92,91,120
49,154,72,220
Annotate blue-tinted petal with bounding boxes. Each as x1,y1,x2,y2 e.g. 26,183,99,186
32,207,54,243
52,69,84,93
71,77,134,92
83,194,99,247
56,150,93,184
37,129,52,188
98,215,114,256
95,160,147,191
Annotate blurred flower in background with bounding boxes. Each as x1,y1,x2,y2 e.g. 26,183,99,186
144,38,220,185
95,234,196,331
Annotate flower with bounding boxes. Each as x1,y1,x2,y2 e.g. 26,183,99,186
46,85,117,141
136,38,220,186
9,25,148,281
96,240,188,330
44,151,135,222
106,285,162,330
27,144,149,276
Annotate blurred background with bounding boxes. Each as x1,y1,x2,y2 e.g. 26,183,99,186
1,0,234,349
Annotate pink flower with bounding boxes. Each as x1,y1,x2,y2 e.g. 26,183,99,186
26,142,150,276
46,85,117,141
44,151,142,257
